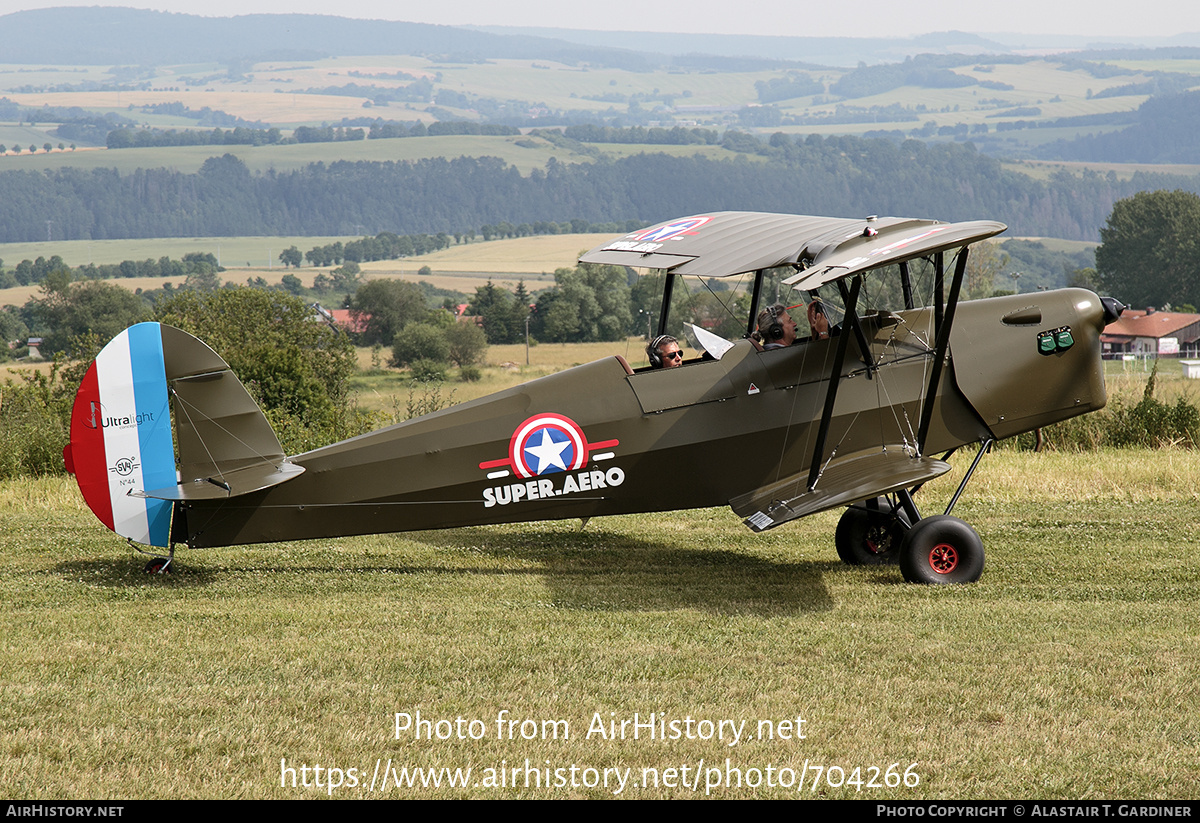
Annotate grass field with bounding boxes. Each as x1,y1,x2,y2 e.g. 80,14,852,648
2,448,1197,799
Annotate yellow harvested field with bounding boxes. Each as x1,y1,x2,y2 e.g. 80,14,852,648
354,233,617,291
403,233,612,273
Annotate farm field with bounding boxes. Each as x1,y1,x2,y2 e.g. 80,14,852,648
1,51,1198,177
2,445,1197,799
1004,159,1200,183
394,232,608,275
352,233,612,294
0,233,608,308
0,133,608,176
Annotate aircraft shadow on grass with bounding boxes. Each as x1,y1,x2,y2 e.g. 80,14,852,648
410,527,838,615
54,529,846,615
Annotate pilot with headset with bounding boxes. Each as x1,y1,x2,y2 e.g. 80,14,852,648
755,304,799,349
646,334,684,369
755,301,835,349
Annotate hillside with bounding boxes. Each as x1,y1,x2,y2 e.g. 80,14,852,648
0,8,651,69
0,8,1198,162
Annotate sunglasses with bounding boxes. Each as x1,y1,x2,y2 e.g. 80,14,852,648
662,350,683,360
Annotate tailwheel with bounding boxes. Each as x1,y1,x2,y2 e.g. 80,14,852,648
835,496,911,566
143,556,172,574
899,515,984,584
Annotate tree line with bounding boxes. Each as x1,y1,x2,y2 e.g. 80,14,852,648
2,136,1199,244
103,118,520,150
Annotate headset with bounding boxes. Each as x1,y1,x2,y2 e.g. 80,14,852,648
758,304,786,341
647,334,678,368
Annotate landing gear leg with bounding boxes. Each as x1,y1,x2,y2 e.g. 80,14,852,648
140,542,176,575
898,439,993,584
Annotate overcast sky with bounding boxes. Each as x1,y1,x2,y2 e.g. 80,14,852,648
0,0,1193,40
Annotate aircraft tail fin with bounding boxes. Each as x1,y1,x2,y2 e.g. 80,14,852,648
64,322,303,547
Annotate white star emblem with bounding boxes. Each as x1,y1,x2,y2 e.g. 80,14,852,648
524,428,571,474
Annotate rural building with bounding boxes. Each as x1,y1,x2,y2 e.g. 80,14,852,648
1100,307,1200,357
455,303,484,327
325,308,370,336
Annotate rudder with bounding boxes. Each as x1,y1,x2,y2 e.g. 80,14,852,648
65,322,303,548
66,323,176,547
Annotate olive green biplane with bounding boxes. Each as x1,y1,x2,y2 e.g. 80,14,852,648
65,211,1123,583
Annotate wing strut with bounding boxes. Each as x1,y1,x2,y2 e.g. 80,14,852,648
916,247,969,454
933,251,945,332
806,275,862,491
747,269,766,339
658,273,677,336
838,277,876,379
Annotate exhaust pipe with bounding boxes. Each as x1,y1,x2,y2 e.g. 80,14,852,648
1100,296,1126,327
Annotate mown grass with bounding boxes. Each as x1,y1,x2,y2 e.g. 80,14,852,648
2,448,1198,799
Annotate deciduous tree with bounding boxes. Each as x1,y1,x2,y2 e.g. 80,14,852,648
351,279,427,345
279,246,303,269
1096,190,1200,308
154,288,355,425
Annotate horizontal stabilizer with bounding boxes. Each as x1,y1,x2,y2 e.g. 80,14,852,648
136,461,305,501
730,447,951,533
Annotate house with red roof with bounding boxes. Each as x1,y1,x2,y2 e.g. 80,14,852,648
1101,307,1200,357
327,308,370,336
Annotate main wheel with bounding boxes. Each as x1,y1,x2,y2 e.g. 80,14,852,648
899,515,984,584
835,498,911,565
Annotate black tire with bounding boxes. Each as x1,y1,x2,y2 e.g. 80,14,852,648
899,515,984,584
835,498,911,565
144,557,172,574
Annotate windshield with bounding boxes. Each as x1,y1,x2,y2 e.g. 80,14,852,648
631,251,957,354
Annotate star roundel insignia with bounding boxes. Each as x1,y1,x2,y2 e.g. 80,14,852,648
629,215,713,243
508,413,588,478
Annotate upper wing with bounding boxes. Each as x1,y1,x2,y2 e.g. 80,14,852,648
579,212,856,276
782,218,1007,291
579,211,1006,285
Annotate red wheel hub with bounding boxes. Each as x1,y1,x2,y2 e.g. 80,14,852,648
928,543,959,574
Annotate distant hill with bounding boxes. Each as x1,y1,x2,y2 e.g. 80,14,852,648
469,27,1016,68
9,8,1199,71
1037,91,1200,164
0,7,655,69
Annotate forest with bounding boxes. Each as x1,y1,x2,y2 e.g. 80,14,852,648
3,133,1198,244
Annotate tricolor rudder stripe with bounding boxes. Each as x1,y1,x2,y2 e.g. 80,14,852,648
65,323,177,547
